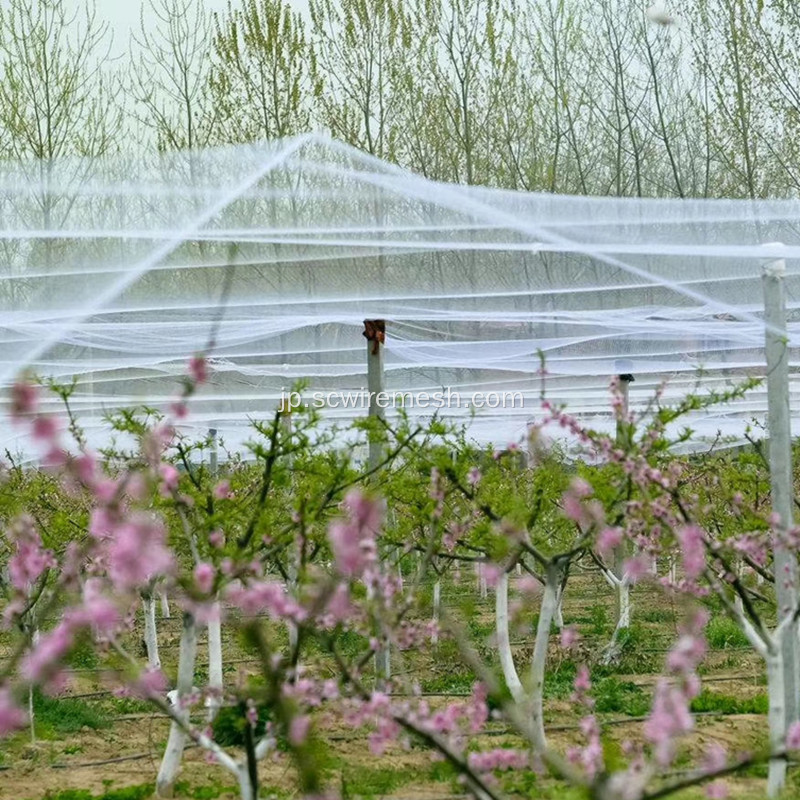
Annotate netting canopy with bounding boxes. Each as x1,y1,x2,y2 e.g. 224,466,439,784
2,132,800,459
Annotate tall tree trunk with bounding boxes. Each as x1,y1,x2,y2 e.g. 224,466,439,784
157,612,198,797
495,571,524,702
767,649,787,797
530,564,560,752
432,579,441,646
143,593,161,669
207,602,223,721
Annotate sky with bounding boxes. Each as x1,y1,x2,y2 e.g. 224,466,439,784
53,0,310,55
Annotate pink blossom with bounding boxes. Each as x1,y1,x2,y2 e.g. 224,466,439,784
703,742,727,772
560,627,581,650
706,782,728,799
194,562,216,594
107,516,175,591
213,480,233,500
328,491,383,578
72,452,98,487
289,715,311,746
94,478,120,503
170,401,188,419
226,580,305,622
133,667,168,698
667,633,707,673
89,507,116,539
787,721,800,750
644,680,694,765
79,579,120,635
31,415,60,443
677,525,705,580
0,687,26,737
467,467,481,487
574,664,591,692
21,621,73,683
597,527,623,557
467,748,528,772
208,529,225,548
323,583,352,624
158,463,179,496
189,355,208,384
623,555,653,584
10,381,38,419
7,516,55,591
518,575,542,595
482,563,501,588
571,477,593,498
562,492,584,523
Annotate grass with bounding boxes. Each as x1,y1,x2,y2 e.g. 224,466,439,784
706,616,751,649
39,786,153,800
690,689,768,715
340,764,414,798
593,677,651,717
32,690,110,739
174,782,240,800
420,671,475,693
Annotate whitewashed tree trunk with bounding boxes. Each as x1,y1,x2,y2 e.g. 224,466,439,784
432,579,441,645
28,683,35,744
767,649,787,797
377,638,391,684
495,571,524,702
530,564,560,752
28,626,39,744
553,583,565,630
600,569,631,664
156,612,198,798
367,581,391,687
618,578,631,629
207,602,223,722
143,594,161,669
287,554,299,654
160,590,171,619
479,563,488,599
237,764,256,800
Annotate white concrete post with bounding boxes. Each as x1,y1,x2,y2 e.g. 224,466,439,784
762,243,799,774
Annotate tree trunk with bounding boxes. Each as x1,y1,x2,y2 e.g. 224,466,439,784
237,763,256,800
143,594,161,669
432,579,441,646
495,571,525,702
160,590,171,619
207,602,223,722
553,582,565,630
287,555,299,654
767,649,788,797
156,612,198,797
618,578,631,629
530,564,560,752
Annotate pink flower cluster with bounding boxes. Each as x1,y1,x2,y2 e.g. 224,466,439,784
6,515,55,593
0,687,26,737
328,490,383,579
644,610,708,765
467,748,528,772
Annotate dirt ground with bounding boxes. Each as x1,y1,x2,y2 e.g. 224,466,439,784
0,574,787,800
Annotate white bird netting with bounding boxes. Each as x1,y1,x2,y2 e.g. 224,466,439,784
2,133,800,457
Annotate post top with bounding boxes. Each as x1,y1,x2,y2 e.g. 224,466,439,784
761,241,787,276
761,242,786,278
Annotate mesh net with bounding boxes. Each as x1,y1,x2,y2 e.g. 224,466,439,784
2,133,800,457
